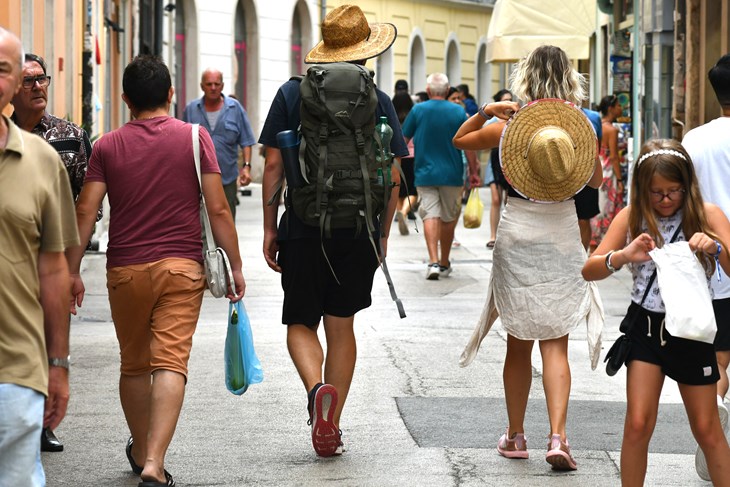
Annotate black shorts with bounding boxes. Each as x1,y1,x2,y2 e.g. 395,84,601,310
398,157,417,198
713,297,730,351
278,238,380,326
573,186,599,220
626,303,720,385
490,148,510,190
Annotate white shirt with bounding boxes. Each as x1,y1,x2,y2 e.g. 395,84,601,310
682,116,730,298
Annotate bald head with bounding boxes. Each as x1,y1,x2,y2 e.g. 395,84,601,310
0,27,23,74
0,27,24,113
200,68,224,105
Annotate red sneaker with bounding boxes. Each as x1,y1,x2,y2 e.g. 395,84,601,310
310,384,339,457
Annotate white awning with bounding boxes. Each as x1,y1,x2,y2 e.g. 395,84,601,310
486,0,597,62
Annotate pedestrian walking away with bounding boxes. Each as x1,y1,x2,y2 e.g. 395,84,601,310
0,27,79,487
590,94,626,250
402,72,480,280
681,52,730,481
182,68,256,220
455,45,605,472
259,4,408,459
65,55,245,487
485,89,513,249
583,139,730,486
11,52,99,454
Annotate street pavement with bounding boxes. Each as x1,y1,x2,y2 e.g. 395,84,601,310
43,185,714,486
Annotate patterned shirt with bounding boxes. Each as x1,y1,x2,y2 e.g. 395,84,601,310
20,113,93,201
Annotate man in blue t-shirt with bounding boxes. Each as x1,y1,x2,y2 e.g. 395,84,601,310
574,107,603,250
402,73,480,280
258,5,408,459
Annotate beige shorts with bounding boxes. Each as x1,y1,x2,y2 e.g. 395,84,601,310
107,257,205,379
417,185,463,222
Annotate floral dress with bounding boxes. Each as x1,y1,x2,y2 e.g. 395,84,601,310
591,145,625,246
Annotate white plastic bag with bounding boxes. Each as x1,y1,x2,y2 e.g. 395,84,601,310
649,241,716,344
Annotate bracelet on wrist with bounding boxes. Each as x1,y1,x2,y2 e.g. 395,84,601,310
605,250,621,273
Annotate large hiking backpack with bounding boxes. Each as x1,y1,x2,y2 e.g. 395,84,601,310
288,62,405,318
291,62,388,237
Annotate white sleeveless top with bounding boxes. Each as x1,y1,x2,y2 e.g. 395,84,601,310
630,210,685,312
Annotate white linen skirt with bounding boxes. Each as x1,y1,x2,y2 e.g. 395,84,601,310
460,198,604,369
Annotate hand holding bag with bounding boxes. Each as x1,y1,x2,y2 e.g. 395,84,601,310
463,188,484,229
192,124,234,298
604,225,683,375
225,300,263,395
649,241,717,344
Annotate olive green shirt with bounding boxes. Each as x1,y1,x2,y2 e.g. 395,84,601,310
0,116,79,396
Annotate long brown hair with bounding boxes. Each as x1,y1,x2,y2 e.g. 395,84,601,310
629,139,719,273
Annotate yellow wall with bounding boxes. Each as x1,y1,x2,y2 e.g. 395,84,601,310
325,0,492,91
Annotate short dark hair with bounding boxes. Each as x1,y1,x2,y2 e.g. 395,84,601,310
122,55,171,111
391,91,413,124
708,54,730,107
25,53,47,74
493,89,512,103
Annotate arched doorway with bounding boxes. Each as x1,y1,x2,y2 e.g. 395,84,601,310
445,37,461,86
409,32,426,93
476,42,489,105
291,0,312,77
234,0,259,133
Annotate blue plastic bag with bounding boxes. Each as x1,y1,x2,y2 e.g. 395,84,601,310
225,301,263,395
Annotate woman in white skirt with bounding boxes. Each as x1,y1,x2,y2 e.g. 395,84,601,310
453,45,604,471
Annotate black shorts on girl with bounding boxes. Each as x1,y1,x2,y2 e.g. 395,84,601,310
278,238,380,327
626,302,720,385
712,297,730,351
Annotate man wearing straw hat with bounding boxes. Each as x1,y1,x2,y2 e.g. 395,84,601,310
259,5,408,458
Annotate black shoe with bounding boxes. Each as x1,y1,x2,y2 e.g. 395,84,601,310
40,428,63,452
407,211,416,221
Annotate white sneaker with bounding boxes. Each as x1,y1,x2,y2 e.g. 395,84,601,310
426,263,440,280
439,263,452,278
695,396,728,480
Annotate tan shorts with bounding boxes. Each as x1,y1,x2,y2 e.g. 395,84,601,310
417,185,463,222
106,257,205,379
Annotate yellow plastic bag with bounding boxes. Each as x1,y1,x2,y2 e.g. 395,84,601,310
463,188,484,229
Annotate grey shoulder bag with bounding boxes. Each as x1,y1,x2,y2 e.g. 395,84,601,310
192,124,234,298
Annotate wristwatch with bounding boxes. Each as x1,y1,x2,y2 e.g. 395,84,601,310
477,103,490,121
48,356,70,370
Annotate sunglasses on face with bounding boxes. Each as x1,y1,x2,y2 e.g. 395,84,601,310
649,188,685,202
22,75,51,90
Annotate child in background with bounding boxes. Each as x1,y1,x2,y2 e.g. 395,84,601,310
582,139,730,486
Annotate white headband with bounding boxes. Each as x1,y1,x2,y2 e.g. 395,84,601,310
637,149,687,166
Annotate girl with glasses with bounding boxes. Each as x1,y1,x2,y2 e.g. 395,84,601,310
583,138,730,486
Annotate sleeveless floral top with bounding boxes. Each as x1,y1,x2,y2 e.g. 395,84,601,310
630,210,685,312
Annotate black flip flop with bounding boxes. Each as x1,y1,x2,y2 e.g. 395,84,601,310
486,240,496,249
126,437,143,475
138,469,175,487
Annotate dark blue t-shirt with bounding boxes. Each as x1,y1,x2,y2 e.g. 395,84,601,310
259,78,409,240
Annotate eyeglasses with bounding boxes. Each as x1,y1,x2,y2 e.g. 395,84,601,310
649,188,685,202
22,75,51,90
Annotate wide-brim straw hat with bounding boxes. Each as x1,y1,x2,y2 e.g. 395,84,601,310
499,99,597,202
305,5,397,64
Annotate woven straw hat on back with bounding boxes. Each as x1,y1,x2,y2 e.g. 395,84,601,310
305,5,396,64
499,99,597,202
